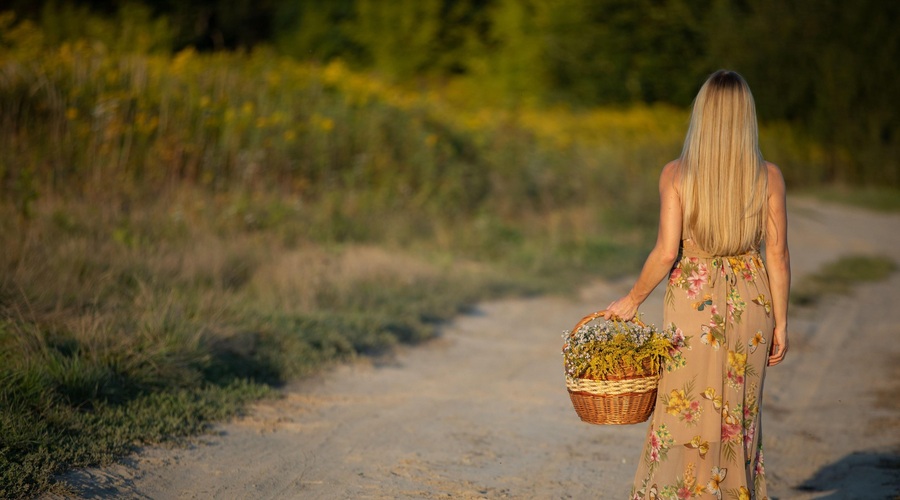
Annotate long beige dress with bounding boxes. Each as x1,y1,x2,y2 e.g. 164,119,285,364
631,240,774,500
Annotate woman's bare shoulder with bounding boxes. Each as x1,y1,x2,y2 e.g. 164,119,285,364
660,159,681,193
765,161,786,194
659,160,681,197
661,159,681,181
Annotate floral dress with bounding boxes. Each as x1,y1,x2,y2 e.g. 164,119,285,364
631,240,774,500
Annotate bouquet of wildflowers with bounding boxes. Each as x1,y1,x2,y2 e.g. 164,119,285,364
562,316,681,380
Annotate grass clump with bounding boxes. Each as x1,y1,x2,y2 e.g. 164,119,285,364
808,186,900,212
791,255,898,306
0,380,270,498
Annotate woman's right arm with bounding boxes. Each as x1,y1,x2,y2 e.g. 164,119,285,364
765,162,791,366
603,160,682,321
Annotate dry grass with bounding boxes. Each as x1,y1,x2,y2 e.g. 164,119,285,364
0,189,542,496
791,255,897,307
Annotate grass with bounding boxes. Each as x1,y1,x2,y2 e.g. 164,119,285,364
791,255,898,307
0,189,651,497
806,186,900,212
0,381,271,498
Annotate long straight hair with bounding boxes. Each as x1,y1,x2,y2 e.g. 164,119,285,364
680,70,767,256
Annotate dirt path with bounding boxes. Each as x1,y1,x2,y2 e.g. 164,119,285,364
53,198,900,499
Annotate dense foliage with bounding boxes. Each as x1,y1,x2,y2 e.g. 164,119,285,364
5,0,897,185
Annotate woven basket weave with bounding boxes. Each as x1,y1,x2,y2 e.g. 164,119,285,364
564,311,659,425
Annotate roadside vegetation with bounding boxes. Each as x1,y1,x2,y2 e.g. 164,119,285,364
0,5,895,498
0,17,665,497
790,255,898,307
803,187,900,213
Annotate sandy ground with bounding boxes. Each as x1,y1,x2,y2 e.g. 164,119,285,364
50,198,900,499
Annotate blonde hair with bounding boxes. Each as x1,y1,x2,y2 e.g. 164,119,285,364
680,70,767,256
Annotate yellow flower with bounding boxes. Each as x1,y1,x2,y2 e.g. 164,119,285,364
666,389,689,415
738,486,751,500
684,462,696,489
323,59,348,84
171,47,196,74
728,350,747,376
270,111,286,125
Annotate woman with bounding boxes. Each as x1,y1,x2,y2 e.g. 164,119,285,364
603,70,790,499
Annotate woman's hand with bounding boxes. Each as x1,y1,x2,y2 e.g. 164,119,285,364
767,325,788,366
603,294,640,321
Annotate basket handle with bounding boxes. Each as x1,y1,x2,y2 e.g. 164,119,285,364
569,310,647,339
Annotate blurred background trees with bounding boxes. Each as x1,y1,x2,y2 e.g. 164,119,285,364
2,0,898,185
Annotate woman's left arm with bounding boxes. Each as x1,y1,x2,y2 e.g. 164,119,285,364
764,163,791,366
603,161,683,320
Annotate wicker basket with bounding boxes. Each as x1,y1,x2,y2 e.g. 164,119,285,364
564,310,660,425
